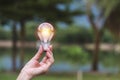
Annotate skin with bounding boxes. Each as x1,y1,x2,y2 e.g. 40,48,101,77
17,45,54,80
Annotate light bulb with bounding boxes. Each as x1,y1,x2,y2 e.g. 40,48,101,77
37,22,54,51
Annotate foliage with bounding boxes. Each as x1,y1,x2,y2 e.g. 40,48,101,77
86,0,120,71
101,30,114,43
91,0,120,18
88,0,120,38
55,26,94,44
0,27,11,40
0,0,82,24
0,24,114,43
100,51,120,67
25,21,38,41
54,45,89,64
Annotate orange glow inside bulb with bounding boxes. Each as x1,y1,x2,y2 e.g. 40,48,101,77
37,23,54,43
37,22,54,51
41,28,51,38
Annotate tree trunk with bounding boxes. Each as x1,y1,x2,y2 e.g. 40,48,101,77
86,2,105,71
92,31,102,71
12,22,17,72
20,20,25,69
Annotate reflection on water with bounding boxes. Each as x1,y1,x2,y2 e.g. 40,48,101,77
0,55,12,70
0,54,119,73
0,54,20,70
50,62,78,72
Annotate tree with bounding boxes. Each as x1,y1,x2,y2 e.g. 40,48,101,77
86,0,120,71
0,0,83,71
12,21,18,71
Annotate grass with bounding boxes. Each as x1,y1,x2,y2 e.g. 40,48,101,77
83,73,120,80
0,72,120,80
0,72,76,80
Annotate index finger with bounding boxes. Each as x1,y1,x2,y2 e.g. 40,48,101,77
46,49,54,64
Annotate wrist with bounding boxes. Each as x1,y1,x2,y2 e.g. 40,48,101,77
17,70,32,80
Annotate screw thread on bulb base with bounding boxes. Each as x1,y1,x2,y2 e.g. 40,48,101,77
41,42,50,51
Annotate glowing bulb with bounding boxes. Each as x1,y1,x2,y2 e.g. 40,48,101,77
37,22,54,51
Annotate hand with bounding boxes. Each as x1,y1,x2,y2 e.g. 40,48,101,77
17,45,54,80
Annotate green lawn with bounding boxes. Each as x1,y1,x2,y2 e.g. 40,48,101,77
83,73,120,80
0,72,76,80
0,72,120,80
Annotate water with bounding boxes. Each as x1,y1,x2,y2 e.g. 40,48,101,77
0,53,120,73
0,54,20,70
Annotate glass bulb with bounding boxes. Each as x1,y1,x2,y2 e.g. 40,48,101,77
37,22,54,51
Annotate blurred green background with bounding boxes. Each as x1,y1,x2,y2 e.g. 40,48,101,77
0,0,120,80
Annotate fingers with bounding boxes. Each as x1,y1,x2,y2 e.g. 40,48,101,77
36,46,54,75
32,45,43,60
32,45,54,65
46,48,54,66
40,56,47,64
40,46,54,67
49,45,53,51
40,45,53,62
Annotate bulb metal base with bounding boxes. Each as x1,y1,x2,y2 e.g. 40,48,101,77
41,42,50,51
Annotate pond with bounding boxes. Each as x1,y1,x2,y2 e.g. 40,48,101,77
0,51,120,74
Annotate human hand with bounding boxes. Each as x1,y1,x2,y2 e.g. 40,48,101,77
17,45,54,80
